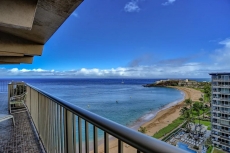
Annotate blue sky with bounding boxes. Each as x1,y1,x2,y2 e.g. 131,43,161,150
1,0,230,78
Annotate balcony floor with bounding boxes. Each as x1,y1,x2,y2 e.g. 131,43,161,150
0,92,44,153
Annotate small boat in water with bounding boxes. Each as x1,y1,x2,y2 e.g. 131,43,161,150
121,80,124,84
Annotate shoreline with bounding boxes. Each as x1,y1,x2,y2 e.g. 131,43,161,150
93,87,202,153
141,86,189,136
128,89,185,131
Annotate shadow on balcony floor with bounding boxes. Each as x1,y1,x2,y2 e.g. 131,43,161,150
0,93,44,153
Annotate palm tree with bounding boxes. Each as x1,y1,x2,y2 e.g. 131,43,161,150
185,98,193,109
193,102,201,125
138,126,147,134
183,110,194,132
200,103,205,119
184,98,193,118
180,107,188,118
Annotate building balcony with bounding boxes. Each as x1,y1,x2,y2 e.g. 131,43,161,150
212,85,230,88
212,103,230,108
212,126,230,135
221,92,230,95
211,132,220,138
212,97,221,101
220,122,230,126
0,82,186,153
220,141,230,147
213,91,230,95
213,91,221,94
221,135,230,141
212,115,220,119
212,97,230,101
220,116,230,120
220,111,230,114
212,79,230,82
212,139,220,144
220,129,230,134
220,98,230,101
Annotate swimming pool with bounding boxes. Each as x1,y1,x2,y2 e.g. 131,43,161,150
177,142,197,153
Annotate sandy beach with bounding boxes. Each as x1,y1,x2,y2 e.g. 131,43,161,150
92,87,202,153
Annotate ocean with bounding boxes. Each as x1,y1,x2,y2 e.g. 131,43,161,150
1,78,210,141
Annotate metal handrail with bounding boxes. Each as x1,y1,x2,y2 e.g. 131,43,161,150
27,83,186,153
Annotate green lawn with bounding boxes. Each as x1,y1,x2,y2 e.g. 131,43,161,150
153,117,184,139
206,146,213,153
194,120,211,130
191,107,210,117
191,87,204,93
213,148,225,153
204,93,210,103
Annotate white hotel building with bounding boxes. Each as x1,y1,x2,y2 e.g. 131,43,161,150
210,73,230,151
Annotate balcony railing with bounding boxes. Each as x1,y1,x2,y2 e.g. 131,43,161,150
220,141,230,146
212,121,220,125
213,97,230,101
220,111,230,114
212,103,230,107
220,98,230,101
8,82,186,153
221,135,230,140
220,129,230,134
212,85,230,88
212,109,220,113
221,92,230,95
220,122,230,126
212,114,220,118
220,116,230,120
212,79,230,82
213,91,230,94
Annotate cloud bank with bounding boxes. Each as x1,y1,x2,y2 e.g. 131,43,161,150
0,65,206,78
124,0,140,12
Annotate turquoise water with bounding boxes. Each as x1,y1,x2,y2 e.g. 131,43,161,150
24,79,184,127
177,142,197,153
28,79,184,141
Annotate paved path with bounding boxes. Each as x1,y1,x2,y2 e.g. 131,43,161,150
0,92,44,153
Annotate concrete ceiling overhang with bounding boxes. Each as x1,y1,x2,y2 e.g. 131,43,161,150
0,0,83,64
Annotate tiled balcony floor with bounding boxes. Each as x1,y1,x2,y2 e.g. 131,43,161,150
0,92,44,153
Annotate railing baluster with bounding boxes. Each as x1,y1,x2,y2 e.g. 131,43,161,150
56,104,61,152
64,108,68,153
51,101,54,152
78,117,82,153
94,126,98,153
66,110,76,153
118,140,123,153
48,99,51,152
85,121,89,153
60,107,64,153
54,102,58,152
104,132,109,153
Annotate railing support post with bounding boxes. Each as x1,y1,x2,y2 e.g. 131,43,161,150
65,110,76,153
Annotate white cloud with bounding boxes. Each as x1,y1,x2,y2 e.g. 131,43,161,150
124,0,140,13
162,0,176,6
210,38,230,70
10,68,19,73
72,12,79,18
